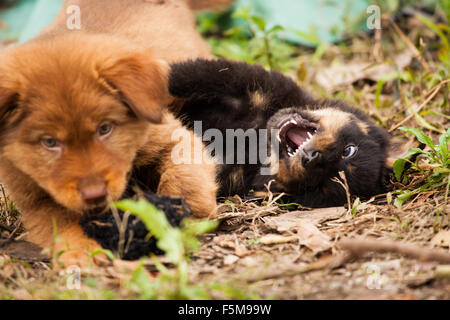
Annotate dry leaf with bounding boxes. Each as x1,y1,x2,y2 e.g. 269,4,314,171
263,207,346,232
223,255,239,265
0,240,48,262
219,240,250,257
297,221,332,253
430,230,450,248
315,50,414,90
259,234,298,245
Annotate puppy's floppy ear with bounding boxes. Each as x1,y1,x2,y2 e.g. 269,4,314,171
385,139,422,169
0,87,18,122
97,52,169,123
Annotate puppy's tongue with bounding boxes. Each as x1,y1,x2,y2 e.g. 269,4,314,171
286,127,308,147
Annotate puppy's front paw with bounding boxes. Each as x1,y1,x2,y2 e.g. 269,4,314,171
157,169,217,219
53,240,110,270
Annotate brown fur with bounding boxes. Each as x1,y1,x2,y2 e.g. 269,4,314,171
0,0,221,268
43,0,214,62
186,0,235,10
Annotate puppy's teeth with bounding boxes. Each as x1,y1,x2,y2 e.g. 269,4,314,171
290,120,296,125
307,132,313,139
277,134,281,143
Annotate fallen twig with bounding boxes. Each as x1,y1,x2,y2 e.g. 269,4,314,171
240,253,353,283
339,238,450,264
0,223,13,233
385,16,431,73
331,171,352,214
389,79,450,132
435,265,450,279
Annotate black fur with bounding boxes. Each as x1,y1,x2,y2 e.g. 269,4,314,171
169,59,393,207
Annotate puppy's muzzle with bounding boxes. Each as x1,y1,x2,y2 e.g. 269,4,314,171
301,148,321,167
78,176,108,206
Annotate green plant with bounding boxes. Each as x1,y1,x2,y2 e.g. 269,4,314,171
417,13,450,88
0,184,20,221
114,198,218,299
201,7,296,71
393,127,449,209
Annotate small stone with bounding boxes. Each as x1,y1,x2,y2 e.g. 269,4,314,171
223,255,239,265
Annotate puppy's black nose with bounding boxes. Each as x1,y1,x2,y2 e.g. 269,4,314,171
301,148,320,167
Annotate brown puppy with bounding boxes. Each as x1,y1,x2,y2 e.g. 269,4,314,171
0,0,226,267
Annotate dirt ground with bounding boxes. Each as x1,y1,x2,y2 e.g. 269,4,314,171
190,196,450,299
0,3,449,300
1,193,449,299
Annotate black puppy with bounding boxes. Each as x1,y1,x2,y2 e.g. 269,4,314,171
169,59,393,207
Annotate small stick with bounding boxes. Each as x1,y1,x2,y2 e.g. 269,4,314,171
332,171,352,214
339,238,450,264
385,16,431,73
241,253,353,283
389,79,450,132
0,223,13,233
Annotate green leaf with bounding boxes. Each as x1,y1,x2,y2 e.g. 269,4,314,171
375,72,412,108
439,130,449,163
292,30,321,46
114,199,183,264
394,190,414,209
416,14,449,51
399,127,436,150
158,229,184,264
386,192,392,206
393,148,427,181
414,110,445,134
182,219,218,236
180,285,211,300
91,249,115,261
223,26,246,37
130,265,155,299
115,199,170,240
351,197,361,216
393,159,406,181
250,16,266,31
267,25,284,34
232,6,251,20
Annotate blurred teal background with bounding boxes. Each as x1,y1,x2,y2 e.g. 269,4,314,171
0,0,63,43
0,0,369,45
229,0,370,46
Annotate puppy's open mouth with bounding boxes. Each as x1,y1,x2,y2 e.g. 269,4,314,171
276,114,320,158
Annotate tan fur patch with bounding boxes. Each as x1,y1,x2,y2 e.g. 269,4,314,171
250,91,269,110
276,159,306,187
356,121,369,135
347,164,356,174
228,167,245,192
309,108,351,151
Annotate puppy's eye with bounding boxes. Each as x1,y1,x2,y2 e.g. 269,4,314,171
98,123,114,137
343,145,358,159
41,136,60,150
